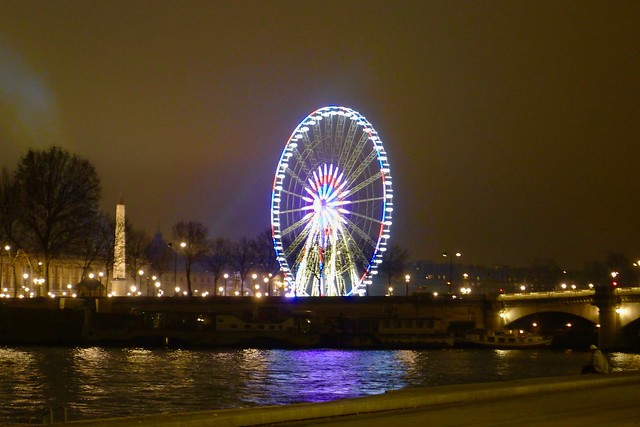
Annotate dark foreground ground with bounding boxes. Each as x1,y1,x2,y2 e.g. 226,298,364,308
18,371,640,427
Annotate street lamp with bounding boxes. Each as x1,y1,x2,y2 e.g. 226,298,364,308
223,273,229,296
138,269,144,295
442,252,461,294
168,242,186,294
1,245,10,291
251,273,257,296
405,274,410,296
263,277,269,296
150,275,157,297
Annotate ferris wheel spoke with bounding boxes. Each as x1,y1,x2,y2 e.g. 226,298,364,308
338,228,371,266
344,170,382,196
277,188,314,205
341,215,378,250
329,113,342,159
286,224,315,260
338,116,359,168
347,196,385,205
346,209,384,226
311,122,329,163
289,147,313,181
341,132,371,178
344,149,378,189
300,131,320,168
284,164,312,189
278,205,314,216
281,212,314,237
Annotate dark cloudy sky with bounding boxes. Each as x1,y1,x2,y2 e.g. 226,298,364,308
0,1,638,268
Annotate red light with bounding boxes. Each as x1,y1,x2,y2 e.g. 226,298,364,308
612,281,618,287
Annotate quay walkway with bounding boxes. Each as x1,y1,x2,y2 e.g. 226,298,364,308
20,372,640,426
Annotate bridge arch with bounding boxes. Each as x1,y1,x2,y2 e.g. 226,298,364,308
494,288,640,349
499,305,599,326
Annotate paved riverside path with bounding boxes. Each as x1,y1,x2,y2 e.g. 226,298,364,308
275,375,640,427
23,372,640,426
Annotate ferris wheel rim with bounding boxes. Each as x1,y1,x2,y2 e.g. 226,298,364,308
271,105,393,296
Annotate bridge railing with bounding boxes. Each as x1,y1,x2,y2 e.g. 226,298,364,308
499,290,595,300
615,286,640,295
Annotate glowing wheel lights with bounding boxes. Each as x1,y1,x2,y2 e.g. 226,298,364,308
271,106,393,296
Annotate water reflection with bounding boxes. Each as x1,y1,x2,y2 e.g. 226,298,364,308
0,347,638,424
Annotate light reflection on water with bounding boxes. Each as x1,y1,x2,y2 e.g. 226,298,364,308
1,347,639,424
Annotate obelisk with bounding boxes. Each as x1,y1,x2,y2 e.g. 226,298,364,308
111,196,127,295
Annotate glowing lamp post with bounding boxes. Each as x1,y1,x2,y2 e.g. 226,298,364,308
22,273,29,296
168,241,186,294
138,270,144,295
1,245,9,293
251,273,257,296
404,274,410,296
442,252,461,294
223,273,229,296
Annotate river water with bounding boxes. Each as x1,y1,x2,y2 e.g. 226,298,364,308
1,346,639,425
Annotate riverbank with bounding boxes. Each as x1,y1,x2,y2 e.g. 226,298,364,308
0,295,613,350
19,371,640,426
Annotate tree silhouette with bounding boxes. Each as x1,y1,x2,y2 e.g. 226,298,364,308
203,237,232,295
14,146,101,293
379,244,409,296
172,221,209,296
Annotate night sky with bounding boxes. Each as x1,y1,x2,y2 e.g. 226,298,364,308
0,1,638,268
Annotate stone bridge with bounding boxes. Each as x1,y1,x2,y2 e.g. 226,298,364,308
493,286,640,350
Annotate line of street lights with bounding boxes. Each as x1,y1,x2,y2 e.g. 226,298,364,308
442,252,462,294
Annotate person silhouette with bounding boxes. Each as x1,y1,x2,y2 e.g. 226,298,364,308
582,344,610,374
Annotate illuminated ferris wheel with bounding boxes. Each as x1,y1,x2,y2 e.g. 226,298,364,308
271,106,393,296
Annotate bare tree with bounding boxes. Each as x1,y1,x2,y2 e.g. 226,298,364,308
126,228,151,293
231,237,255,296
379,244,410,296
72,212,113,280
172,221,209,296
14,146,101,293
203,237,232,295
147,231,173,286
0,168,19,245
253,228,280,276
